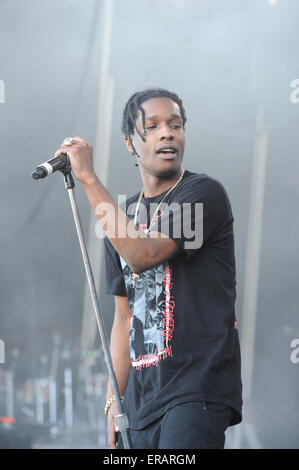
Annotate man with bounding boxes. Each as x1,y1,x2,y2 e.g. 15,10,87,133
55,88,242,449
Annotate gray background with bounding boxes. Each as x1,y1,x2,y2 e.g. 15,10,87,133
0,0,298,449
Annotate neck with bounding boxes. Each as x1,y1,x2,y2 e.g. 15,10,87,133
139,167,184,198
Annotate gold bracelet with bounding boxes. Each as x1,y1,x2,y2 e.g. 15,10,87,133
104,395,124,416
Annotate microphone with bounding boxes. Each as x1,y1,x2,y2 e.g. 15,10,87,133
31,153,70,179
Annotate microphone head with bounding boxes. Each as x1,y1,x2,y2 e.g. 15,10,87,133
31,167,46,179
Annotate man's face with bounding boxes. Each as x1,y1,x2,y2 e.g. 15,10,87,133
126,97,185,178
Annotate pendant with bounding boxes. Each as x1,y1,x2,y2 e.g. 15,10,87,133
132,272,140,287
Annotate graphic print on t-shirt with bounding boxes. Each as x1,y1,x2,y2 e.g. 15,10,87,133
119,257,175,370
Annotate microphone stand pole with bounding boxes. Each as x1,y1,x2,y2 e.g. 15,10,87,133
61,164,131,449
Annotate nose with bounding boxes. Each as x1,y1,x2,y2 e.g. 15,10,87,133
159,123,174,141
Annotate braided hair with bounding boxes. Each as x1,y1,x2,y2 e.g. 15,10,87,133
121,88,187,166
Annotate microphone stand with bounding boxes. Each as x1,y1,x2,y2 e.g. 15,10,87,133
59,162,131,449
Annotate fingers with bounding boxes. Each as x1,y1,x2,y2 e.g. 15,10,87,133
72,136,86,143
52,136,95,184
72,136,93,150
107,408,120,449
54,137,91,154
54,146,69,157
54,139,92,160
108,424,117,449
108,438,117,449
74,137,93,153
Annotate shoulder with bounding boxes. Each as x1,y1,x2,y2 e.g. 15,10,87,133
173,170,233,220
125,191,140,206
175,170,230,202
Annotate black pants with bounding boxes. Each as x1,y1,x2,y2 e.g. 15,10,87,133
117,401,233,449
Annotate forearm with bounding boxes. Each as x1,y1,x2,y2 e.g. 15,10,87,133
106,317,132,400
83,174,162,273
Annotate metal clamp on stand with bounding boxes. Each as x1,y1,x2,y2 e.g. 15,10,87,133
115,413,130,433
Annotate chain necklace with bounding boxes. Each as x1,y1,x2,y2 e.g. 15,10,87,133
131,169,185,287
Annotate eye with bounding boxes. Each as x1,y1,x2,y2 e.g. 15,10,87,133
170,124,182,129
145,125,156,130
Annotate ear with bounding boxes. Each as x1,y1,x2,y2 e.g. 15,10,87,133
124,135,135,154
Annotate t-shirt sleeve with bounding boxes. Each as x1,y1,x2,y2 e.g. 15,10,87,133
104,236,127,296
157,176,232,261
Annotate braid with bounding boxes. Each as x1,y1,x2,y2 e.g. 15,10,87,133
121,88,187,166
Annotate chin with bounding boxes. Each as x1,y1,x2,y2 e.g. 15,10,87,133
156,163,182,179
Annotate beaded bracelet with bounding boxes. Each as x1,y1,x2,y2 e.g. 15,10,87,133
104,395,124,415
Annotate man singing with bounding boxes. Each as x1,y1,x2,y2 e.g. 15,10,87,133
55,88,242,449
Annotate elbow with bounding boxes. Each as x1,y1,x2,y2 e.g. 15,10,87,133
126,237,158,274
129,260,147,275
129,250,155,274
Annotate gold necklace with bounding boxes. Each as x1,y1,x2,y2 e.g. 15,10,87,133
131,169,185,287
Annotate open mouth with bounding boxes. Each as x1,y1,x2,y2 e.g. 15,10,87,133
156,146,178,158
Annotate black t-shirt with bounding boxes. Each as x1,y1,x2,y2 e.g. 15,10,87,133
104,169,242,429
